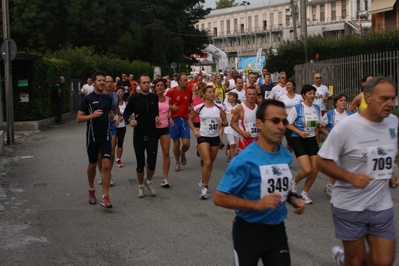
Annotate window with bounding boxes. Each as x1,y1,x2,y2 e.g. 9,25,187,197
201,23,204,30
248,16,252,30
263,20,267,30
213,28,217,37
270,13,274,27
286,15,290,27
331,2,336,21
312,5,316,21
342,0,347,19
365,0,368,10
234,18,238,32
255,15,259,29
320,4,325,22
208,22,211,30
241,24,244,32
227,20,230,34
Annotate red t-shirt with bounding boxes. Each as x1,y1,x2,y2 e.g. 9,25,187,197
165,87,193,119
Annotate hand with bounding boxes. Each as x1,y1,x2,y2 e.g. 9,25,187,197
91,109,103,118
171,103,179,112
390,175,399,188
169,118,174,127
300,131,309,138
155,116,161,126
113,116,119,127
241,131,251,138
194,130,201,138
350,173,373,189
216,118,223,127
129,119,137,127
320,121,326,128
290,197,305,215
323,96,329,101
255,193,282,211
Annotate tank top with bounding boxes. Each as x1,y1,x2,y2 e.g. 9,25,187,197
157,98,170,129
359,92,368,111
117,101,126,128
239,102,259,138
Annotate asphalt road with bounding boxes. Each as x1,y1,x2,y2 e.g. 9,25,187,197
1,118,399,266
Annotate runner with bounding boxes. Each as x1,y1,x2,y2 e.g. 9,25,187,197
230,86,259,152
316,76,399,266
215,99,305,266
189,85,228,199
115,86,127,168
224,91,241,162
76,70,117,208
287,84,322,204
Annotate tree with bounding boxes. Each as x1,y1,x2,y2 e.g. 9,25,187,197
7,0,211,73
216,0,238,9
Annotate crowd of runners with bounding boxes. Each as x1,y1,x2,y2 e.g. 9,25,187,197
77,69,399,266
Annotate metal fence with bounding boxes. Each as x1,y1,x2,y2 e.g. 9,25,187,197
294,50,399,111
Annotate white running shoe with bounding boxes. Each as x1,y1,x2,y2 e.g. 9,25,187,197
96,172,102,185
324,183,333,197
300,191,313,204
331,246,344,266
200,187,209,200
290,180,297,193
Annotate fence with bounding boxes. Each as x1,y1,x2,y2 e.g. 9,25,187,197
294,50,399,111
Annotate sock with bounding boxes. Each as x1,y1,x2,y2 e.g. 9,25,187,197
146,179,152,185
89,187,95,191
204,186,208,189
139,185,144,188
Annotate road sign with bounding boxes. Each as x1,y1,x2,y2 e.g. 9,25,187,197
1,39,17,61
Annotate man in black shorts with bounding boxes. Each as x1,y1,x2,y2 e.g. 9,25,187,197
123,74,161,198
77,70,117,209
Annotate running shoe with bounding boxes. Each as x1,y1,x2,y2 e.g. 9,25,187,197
116,159,123,168
88,188,97,205
324,183,333,197
226,155,231,162
161,179,170,188
300,191,313,204
289,180,297,193
96,172,102,185
200,187,209,200
181,152,187,165
331,246,344,266
174,163,181,172
144,181,156,196
100,195,113,208
137,187,145,198
110,178,114,187
199,180,204,188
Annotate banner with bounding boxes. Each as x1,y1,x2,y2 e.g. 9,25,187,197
204,44,228,71
239,56,266,71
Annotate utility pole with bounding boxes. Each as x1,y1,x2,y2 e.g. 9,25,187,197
2,0,15,144
300,0,308,62
291,0,298,40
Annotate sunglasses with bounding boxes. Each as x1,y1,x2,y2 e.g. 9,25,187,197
315,77,322,79
280,77,287,79
263,117,289,126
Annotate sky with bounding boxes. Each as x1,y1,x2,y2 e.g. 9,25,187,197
204,0,266,9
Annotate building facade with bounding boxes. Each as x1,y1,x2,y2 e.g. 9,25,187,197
196,0,373,69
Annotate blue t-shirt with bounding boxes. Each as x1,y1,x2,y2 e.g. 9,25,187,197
79,92,112,142
217,141,293,225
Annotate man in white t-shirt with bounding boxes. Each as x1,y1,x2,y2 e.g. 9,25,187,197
312,73,332,144
268,72,287,100
316,76,399,266
81,77,94,96
224,76,246,105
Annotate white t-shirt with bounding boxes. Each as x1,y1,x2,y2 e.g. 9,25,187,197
268,84,287,100
313,84,331,111
193,103,224,137
81,84,94,95
224,103,239,136
318,113,398,212
170,80,178,88
117,101,126,128
287,103,321,138
224,88,246,105
279,94,302,115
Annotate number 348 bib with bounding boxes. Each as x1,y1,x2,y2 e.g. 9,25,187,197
259,164,292,201
366,146,396,179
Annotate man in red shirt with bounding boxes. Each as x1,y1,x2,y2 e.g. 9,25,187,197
165,73,193,172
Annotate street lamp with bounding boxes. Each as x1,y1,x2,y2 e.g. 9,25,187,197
240,1,250,56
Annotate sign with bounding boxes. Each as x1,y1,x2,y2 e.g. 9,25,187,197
1,39,17,61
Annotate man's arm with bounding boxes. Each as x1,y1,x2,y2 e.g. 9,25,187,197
76,110,102,123
230,105,248,137
316,155,373,189
348,94,361,112
214,191,282,211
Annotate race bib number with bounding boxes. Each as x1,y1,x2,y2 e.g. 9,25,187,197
306,119,319,131
366,146,395,179
206,119,219,135
215,97,223,104
244,122,259,137
259,164,292,201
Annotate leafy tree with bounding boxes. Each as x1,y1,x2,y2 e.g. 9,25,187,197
216,0,238,9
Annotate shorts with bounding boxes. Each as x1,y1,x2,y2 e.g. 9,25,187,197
109,121,117,136
290,137,319,158
157,127,170,138
226,134,237,145
237,136,258,151
169,118,190,139
193,122,200,128
232,216,290,266
197,136,220,146
332,205,396,241
284,128,293,146
86,139,111,163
